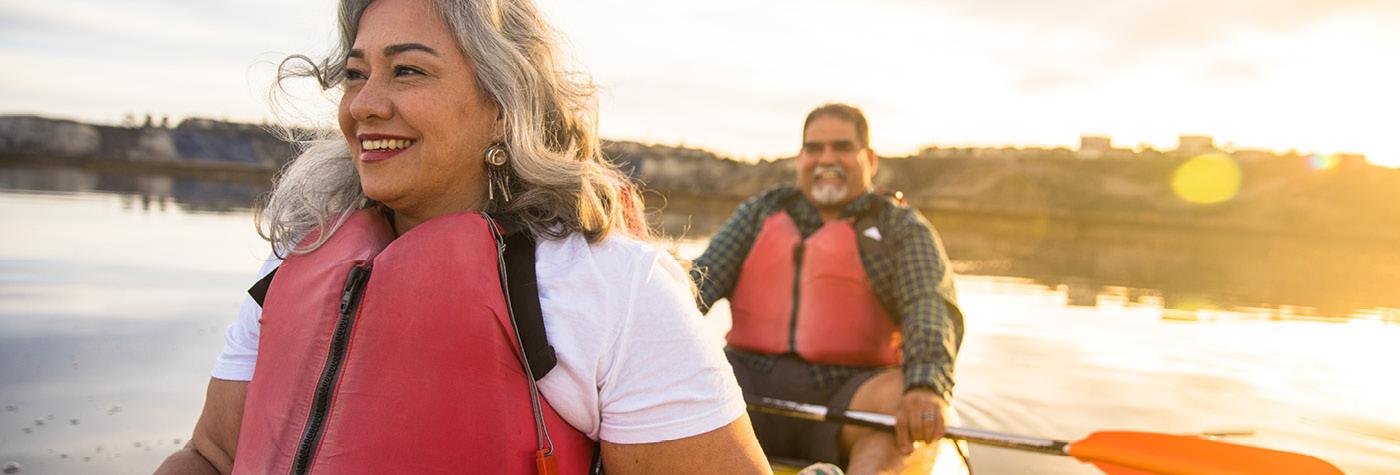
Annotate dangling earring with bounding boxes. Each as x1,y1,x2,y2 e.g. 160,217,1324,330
484,141,512,203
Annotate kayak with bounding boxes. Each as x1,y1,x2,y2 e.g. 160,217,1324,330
769,439,971,475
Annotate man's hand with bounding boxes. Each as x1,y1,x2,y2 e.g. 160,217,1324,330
894,388,948,455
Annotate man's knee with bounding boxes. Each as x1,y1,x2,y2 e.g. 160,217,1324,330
839,369,904,458
846,369,903,414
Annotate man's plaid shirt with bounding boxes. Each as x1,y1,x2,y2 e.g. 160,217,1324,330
691,186,963,398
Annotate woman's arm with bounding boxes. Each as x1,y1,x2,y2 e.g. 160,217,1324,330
601,414,769,475
153,378,247,475
590,244,771,473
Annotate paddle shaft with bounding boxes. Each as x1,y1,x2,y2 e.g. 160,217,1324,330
750,397,1345,474
749,397,1071,456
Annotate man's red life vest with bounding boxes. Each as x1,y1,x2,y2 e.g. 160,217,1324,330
727,211,901,367
234,209,594,474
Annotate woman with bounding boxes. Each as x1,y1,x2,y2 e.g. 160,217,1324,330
154,0,768,473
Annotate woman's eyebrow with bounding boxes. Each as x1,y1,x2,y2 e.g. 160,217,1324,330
384,43,439,57
347,43,440,59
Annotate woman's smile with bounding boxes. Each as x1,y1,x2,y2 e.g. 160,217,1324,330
357,133,417,162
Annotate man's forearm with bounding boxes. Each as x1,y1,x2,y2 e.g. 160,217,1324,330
900,297,960,398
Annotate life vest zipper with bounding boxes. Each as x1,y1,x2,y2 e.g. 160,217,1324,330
290,264,371,475
788,243,804,353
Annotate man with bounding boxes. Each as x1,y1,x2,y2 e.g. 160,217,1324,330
692,103,963,473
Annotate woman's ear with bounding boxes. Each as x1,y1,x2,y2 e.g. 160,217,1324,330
493,104,506,140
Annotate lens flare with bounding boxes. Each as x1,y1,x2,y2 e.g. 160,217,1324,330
1171,154,1242,205
1308,154,1342,171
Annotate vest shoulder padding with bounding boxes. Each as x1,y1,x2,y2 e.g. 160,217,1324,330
853,195,895,260
244,215,557,380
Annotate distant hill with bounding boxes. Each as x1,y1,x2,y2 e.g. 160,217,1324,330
4,115,1397,240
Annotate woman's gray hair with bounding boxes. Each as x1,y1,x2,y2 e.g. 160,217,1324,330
258,0,646,255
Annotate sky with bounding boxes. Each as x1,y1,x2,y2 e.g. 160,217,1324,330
2,0,1398,166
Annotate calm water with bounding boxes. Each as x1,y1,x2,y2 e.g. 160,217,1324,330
1,166,1397,474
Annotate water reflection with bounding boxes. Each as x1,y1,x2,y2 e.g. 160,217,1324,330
932,211,1400,321
3,165,1396,321
658,193,1400,322
0,190,259,474
0,163,267,214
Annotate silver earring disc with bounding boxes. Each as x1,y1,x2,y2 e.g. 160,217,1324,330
486,146,508,166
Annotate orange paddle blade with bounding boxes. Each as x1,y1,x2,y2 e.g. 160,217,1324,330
1067,431,1343,475
1090,462,1158,475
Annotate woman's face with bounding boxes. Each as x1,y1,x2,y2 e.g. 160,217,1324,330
339,0,500,221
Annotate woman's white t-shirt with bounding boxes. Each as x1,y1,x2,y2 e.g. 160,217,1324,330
212,231,745,444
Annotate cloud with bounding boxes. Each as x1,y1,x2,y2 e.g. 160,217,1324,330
2,0,1394,161
907,0,1398,93
0,0,348,74
923,0,1388,42
0,0,339,123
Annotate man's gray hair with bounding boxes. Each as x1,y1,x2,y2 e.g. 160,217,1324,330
803,103,870,148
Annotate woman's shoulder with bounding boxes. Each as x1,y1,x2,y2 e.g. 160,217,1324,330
534,231,694,314
536,230,674,276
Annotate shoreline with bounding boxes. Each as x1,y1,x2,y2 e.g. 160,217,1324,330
5,114,1399,242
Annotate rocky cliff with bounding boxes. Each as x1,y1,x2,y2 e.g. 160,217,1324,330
0,116,294,171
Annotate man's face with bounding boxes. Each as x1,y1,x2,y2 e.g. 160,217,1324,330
797,115,877,210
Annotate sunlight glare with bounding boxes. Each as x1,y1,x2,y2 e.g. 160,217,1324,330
1171,154,1243,205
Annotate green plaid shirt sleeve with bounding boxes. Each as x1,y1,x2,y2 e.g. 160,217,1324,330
692,187,792,312
883,208,963,398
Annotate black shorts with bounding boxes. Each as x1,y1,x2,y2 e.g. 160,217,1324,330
727,348,881,466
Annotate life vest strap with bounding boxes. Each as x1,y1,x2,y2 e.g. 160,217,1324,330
498,217,558,381
247,267,276,308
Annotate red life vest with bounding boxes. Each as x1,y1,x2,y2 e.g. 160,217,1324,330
234,209,595,474
727,211,901,367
